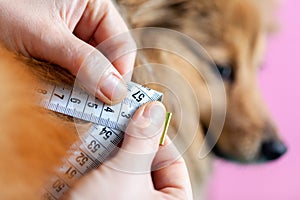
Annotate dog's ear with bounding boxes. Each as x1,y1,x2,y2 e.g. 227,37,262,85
255,0,280,34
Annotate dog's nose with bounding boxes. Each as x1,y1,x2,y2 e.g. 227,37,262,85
261,140,287,161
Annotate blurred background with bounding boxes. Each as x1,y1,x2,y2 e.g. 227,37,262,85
209,0,300,199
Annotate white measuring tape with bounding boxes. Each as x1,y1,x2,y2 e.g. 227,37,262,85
36,81,164,200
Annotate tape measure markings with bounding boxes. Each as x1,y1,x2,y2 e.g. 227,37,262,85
82,125,122,160
40,81,163,200
62,159,84,181
36,82,161,132
68,147,95,173
47,175,70,199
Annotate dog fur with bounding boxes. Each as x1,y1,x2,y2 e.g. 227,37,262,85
0,47,77,199
0,0,285,199
116,0,284,198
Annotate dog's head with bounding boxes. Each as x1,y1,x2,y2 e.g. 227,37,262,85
179,0,286,163
117,0,287,163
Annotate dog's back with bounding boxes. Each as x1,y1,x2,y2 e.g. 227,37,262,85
0,48,76,199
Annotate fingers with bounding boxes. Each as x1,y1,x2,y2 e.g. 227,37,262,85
152,137,193,200
104,101,166,173
74,0,136,81
0,0,135,104
35,0,135,104
36,26,129,104
123,101,166,153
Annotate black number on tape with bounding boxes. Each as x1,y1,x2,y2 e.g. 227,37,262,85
121,112,131,119
52,179,65,193
87,140,101,153
65,166,77,179
99,127,113,140
75,152,89,166
70,97,81,104
87,102,98,109
132,90,145,102
104,106,114,113
54,93,64,100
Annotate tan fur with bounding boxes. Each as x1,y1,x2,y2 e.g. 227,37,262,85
0,0,283,199
116,0,282,198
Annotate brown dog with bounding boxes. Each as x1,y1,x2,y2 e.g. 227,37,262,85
0,0,286,199
116,0,287,198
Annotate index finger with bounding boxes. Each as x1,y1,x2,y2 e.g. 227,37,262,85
74,0,136,80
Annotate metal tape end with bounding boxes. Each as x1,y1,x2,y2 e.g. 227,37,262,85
160,112,172,145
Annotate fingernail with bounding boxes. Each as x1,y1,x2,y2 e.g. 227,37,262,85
143,102,166,126
99,73,127,103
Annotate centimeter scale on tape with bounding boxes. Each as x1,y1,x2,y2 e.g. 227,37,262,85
35,81,168,200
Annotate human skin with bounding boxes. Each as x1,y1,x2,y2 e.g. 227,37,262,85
0,0,136,104
64,102,193,200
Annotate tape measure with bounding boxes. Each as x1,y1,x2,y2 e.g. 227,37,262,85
36,81,164,200
37,81,163,131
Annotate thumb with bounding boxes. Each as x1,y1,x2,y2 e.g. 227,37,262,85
36,29,128,105
105,102,166,173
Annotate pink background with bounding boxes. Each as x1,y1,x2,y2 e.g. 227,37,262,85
209,0,300,199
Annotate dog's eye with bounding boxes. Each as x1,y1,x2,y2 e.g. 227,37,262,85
215,64,234,81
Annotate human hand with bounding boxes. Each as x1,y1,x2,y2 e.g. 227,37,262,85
64,101,193,200
0,0,135,104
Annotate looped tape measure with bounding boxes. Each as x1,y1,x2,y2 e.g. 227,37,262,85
36,81,167,200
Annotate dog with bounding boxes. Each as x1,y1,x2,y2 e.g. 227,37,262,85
116,0,287,198
0,0,287,199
